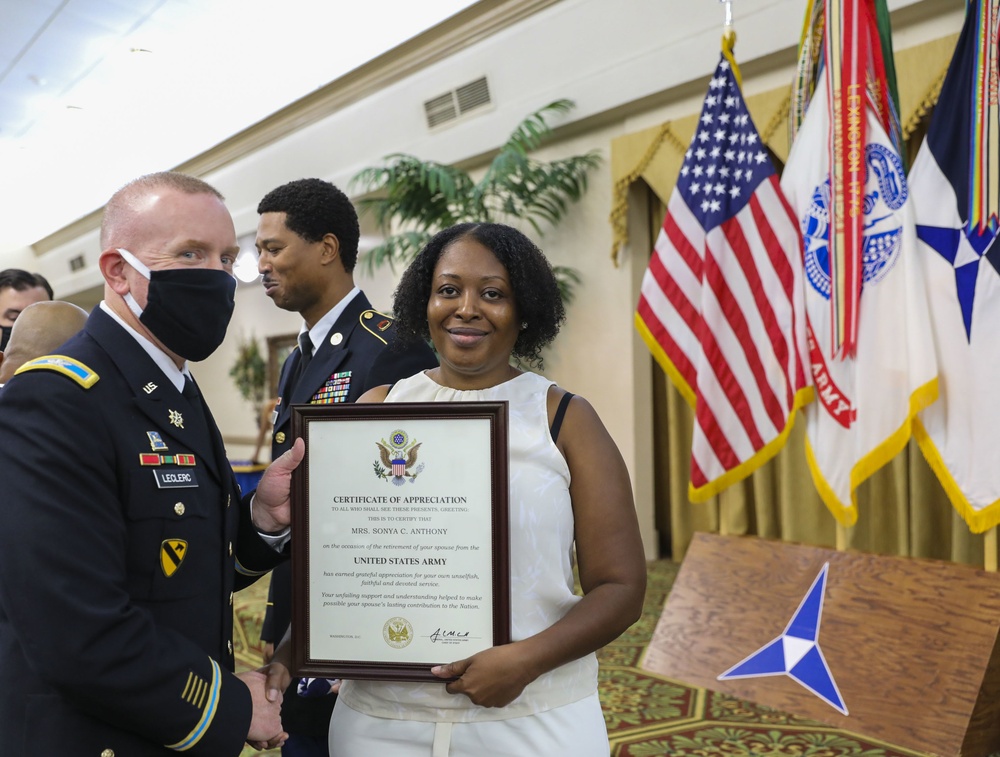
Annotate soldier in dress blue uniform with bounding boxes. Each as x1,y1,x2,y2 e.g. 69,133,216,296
0,172,303,755
255,178,437,756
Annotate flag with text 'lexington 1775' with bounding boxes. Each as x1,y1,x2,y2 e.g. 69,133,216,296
781,70,938,526
635,42,811,503
912,0,1000,533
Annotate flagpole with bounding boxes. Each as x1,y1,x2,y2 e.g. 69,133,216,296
719,0,734,42
836,523,848,551
986,528,997,572
718,0,733,26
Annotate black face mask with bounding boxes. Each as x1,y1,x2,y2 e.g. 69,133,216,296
0,325,11,352
136,268,237,362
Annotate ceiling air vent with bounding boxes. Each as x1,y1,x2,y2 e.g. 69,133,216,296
69,254,86,272
424,76,491,129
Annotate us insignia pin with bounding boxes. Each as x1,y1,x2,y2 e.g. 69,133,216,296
147,431,168,451
168,409,184,428
160,539,188,577
143,382,158,395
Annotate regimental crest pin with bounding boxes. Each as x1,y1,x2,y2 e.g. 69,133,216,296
374,429,424,486
160,539,188,577
147,431,168,451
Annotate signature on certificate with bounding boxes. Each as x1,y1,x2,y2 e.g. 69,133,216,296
430,627,471,643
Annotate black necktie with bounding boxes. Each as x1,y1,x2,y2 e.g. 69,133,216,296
181,374,224,473
182,375,200,401
291,333,313,390
182,375,210,433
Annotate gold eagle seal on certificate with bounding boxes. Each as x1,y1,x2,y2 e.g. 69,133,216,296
383,617,414,648
374,428,424,485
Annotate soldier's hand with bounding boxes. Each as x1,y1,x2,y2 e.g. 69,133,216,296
239,669,286,748
252,437,304,533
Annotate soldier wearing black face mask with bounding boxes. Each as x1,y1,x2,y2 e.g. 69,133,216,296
0,172,304,756
0,268,53,350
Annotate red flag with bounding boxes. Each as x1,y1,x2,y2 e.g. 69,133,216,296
635,42,811,502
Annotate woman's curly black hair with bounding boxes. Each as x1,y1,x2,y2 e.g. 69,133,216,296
392,223,566,367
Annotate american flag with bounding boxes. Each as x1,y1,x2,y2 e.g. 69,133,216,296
635,51,811,501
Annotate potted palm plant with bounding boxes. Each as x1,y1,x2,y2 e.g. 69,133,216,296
350,99,599,302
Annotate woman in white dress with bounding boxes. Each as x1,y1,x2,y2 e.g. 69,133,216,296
268,223,646,756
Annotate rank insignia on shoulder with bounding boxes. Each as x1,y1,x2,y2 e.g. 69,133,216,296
360,310,392,343
161,539,188,577
15,355,99,388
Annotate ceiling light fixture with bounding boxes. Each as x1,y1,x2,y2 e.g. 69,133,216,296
233,248,260,283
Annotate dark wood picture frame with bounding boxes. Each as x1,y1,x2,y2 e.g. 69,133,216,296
266,333,299,397
290,401,510,682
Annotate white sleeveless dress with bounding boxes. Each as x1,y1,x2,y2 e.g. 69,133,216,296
331,370,608,756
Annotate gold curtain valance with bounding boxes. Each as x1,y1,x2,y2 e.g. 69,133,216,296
609,32,960,264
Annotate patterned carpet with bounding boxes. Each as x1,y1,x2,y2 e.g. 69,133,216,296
233,561,934,757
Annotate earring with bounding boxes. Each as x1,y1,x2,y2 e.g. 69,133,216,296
520,322,528,331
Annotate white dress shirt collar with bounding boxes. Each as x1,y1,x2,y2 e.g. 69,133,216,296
100,301,189,392
299,287,360,357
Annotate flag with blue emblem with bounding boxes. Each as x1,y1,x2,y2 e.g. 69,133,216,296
911,0,1000,532
780,0,938,525
635,35,811,502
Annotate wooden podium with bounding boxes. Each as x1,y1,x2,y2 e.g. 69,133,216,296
642,533,1000,756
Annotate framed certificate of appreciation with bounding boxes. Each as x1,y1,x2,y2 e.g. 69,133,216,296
290,401,510,681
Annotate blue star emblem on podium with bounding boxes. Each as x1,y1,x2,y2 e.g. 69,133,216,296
718,562,848,715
